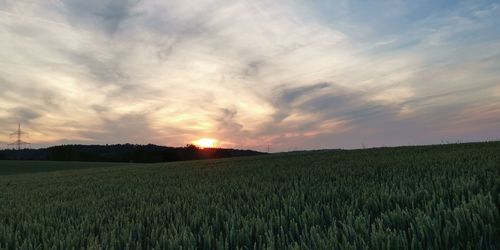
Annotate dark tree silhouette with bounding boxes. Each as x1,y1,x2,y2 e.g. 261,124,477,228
0,144,265,163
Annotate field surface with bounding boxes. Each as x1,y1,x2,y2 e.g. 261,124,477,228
1,142,499,249
0,160,123,175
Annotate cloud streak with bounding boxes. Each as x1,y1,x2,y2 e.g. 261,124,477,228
0,0,499,151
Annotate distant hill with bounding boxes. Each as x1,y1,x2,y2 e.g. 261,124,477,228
0,144,265,163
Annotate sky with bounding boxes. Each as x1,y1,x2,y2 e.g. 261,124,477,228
1,0,499,151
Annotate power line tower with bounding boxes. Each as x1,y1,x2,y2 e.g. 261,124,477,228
9,123,30,150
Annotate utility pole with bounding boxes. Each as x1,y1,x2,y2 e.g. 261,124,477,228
9,123,30,150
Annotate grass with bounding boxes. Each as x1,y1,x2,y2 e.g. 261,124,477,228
0,160,124,175
0,141,499,249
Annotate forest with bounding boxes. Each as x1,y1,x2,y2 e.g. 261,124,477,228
0,144,264,163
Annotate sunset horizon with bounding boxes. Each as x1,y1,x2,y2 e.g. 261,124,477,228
1,0,499,152
1,1,500,248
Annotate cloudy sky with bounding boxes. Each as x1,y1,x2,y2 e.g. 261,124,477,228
1,0,499,151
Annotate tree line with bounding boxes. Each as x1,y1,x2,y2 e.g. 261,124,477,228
0,144,265,163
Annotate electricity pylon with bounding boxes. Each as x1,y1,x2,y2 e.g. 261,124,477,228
9,123,30,150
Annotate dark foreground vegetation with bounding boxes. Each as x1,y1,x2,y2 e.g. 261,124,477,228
0,141,499,249
0,144,264,163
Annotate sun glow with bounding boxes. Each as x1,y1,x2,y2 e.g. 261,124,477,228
194,138,219,148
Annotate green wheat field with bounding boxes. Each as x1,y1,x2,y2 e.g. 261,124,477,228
1,142,499,249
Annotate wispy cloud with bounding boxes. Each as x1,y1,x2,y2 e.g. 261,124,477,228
0,0,499,150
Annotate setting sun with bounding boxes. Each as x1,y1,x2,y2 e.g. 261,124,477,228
193,138,219,148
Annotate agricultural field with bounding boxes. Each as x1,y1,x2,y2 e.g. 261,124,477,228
0,142,499,249
0,160,123,175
